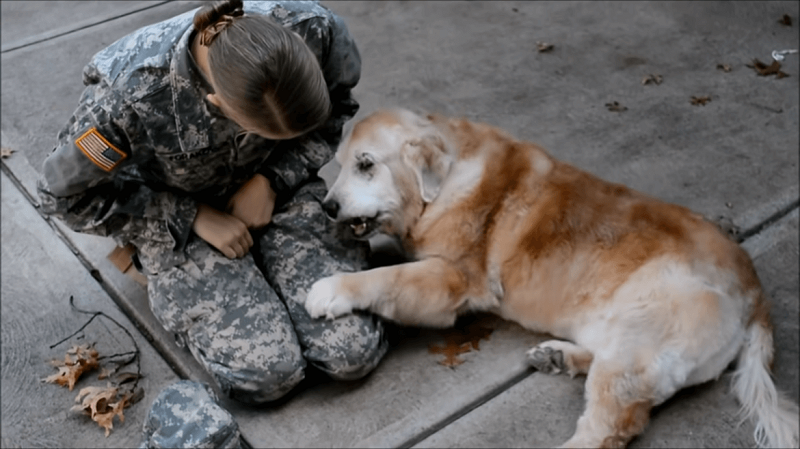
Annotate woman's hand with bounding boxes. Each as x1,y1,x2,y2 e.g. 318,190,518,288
192,203,253,259
226,173,277,230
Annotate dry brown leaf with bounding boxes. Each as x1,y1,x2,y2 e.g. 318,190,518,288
641,74,662,85
71,384,134,437
42,344,100,390
428,342,472,367
1,147,14,158
427,320,494,367
778,14,792,26
716,63,732,72
458,321,494,350
605,101,627,112
536,41,554,53
747,58,790,78
690,95,711,106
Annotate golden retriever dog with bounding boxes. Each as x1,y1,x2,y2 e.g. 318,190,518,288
300,108,799,448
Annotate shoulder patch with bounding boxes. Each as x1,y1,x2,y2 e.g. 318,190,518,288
75,127,127,172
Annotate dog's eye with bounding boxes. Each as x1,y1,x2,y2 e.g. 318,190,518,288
356,154,375,172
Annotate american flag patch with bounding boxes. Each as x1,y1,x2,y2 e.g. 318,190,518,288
75,127,126,172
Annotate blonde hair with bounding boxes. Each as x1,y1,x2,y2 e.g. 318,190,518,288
193,0,331,136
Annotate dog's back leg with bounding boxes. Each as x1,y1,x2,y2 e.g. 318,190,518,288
559,285,752,448
527,339,593,378
560,359,655,448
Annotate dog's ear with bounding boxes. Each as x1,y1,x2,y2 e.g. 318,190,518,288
402,134,452,203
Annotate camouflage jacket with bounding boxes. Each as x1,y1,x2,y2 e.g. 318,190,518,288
37,1,360,273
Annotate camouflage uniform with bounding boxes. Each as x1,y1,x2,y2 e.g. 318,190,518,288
38,2,387,444
140,380,242,449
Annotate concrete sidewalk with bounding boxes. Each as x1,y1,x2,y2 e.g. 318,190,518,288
2,1,798,447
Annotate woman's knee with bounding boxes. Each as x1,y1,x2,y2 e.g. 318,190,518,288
206,351,308,404
310,317,389,381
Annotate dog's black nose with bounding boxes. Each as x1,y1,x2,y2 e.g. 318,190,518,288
322,199,340,219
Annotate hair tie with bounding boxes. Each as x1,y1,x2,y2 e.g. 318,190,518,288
199,8,244,47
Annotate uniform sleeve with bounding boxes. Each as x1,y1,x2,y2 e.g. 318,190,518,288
37,82,197,263
259,13,361,195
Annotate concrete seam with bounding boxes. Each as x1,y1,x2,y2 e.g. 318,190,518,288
399,368,534,448
736,198,800,243
0,1,172,54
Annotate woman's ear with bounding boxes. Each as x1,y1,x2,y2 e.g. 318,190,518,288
401,134,452,203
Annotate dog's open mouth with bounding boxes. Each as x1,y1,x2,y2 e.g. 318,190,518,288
350,217,368,236
341,215,379,239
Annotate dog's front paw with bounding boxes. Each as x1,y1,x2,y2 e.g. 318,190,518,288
304,275,355,320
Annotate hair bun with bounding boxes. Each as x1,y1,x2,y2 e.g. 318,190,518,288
194,0,245,46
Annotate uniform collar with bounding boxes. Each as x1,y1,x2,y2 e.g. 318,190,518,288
169,25,211,152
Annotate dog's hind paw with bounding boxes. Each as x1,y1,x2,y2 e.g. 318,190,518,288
304,275,355,320
526,345,565,375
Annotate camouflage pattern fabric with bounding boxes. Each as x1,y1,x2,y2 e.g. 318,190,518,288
140,380,242,449
256,180,387,380
147,179,387,404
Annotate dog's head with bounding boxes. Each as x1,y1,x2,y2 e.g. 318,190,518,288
322,108,453,240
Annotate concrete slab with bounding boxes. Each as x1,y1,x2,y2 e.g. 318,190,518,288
1,171,181,448
225,316,541,448
413,210,799,449
0,1,170,53
1,1,797,448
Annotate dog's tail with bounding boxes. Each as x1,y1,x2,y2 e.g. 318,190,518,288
732,310,799,448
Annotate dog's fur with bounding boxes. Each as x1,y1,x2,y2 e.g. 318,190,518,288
302,108,799,448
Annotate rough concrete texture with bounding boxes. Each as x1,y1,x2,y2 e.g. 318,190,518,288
225,316,540,447
1,1,798,448
0,1,171,53
1,172,181,448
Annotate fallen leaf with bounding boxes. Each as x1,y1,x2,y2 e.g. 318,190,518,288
716,63,732,72
747,58,790,78
427,319,494,367
44,308,145,437
428,342,472,367
42,344,100,390
458,320,494,350
778,14,792,26
536,41,554,53
641,74,663,85
1,147,14,158
605,101,627,112
690,95,711,106
71,383,129,437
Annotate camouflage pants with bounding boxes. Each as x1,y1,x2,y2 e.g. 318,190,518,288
145,180,388,404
